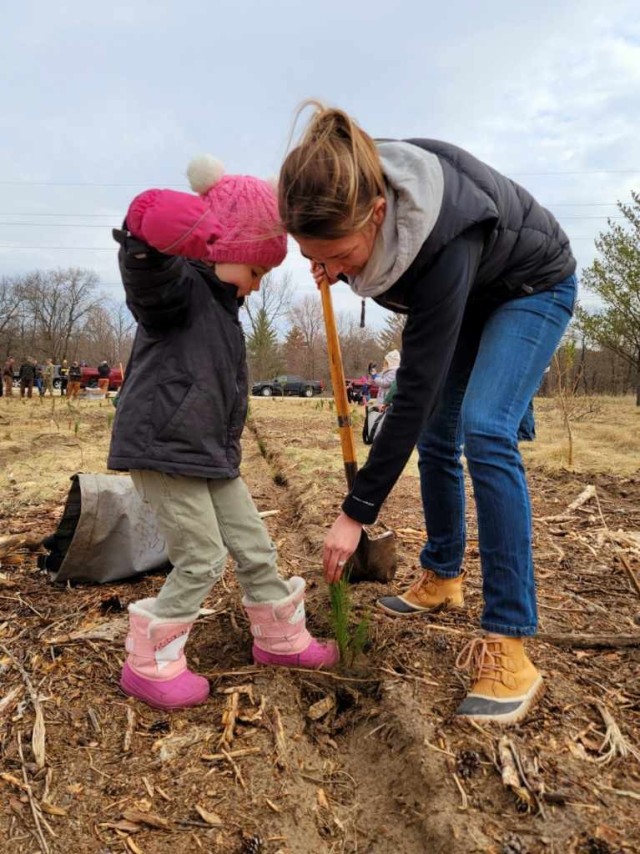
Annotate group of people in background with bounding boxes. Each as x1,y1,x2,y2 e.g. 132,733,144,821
1,357,91,400
347,350,401,408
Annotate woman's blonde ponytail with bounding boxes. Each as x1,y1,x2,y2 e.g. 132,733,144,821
278,101,385,239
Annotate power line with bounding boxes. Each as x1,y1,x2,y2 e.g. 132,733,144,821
0,216,628,230
0,203,626,216
0,169,638,188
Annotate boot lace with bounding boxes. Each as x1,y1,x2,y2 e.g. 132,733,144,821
456,637,504,686
409,569,439,595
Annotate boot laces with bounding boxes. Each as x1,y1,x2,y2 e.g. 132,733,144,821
409,569,438,595
456,637,504,685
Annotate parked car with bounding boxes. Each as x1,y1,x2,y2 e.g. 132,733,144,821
81,366,123,391
251,375,324,398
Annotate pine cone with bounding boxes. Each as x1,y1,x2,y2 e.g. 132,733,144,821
584,838,616,854
456,749,481,779
501,833,528,854
241,835,264,854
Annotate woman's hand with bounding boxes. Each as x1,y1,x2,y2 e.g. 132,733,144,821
323,512,363,583
311,261,339,288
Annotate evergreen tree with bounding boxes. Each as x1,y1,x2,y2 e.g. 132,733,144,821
246,307,282,381
575,191,640,404
377,311,406,354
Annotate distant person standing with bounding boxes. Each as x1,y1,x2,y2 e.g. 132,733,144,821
97,360,111,397
1,357,13,398
67,361,82,399
19,359,36,398
43,359,55,396
34,361,44,396
59,359,69,396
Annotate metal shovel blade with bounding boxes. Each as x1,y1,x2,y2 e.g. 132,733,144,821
346,528,397,584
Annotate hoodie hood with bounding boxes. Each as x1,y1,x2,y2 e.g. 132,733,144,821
384,349,401,369
347,141,444,299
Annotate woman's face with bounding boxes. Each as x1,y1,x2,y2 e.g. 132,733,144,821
295,197,386,281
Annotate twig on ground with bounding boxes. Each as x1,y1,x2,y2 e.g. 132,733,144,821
451,772,469,810
123,706,136,753
1,644,46,769
219,690,239,746
591,702,640,765
270,706,288,770
498,737,535,812
17,732,49,853
221,748,246,790
540,485,596,522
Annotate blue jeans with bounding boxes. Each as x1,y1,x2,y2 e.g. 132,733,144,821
417,275,576,636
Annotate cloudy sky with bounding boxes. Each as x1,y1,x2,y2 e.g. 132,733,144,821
1,0,638,326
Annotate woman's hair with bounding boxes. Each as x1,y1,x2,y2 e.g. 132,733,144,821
278,101,385,240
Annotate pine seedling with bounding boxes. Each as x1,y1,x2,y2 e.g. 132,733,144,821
329,577,370,667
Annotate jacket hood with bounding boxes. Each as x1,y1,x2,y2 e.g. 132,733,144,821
348,141,444,299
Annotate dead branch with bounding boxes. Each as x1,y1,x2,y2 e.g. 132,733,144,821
540,484,596,522
538,632,640,649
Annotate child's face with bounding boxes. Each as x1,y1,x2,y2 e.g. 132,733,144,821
214,263,270,298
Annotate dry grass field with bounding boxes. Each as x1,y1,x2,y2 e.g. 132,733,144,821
0,390,639,853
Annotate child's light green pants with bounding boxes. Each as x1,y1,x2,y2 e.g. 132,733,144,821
130,470,289,619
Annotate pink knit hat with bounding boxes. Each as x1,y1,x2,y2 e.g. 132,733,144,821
126,155,287,268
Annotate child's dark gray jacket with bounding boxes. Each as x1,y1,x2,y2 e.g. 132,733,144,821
108,233,247,479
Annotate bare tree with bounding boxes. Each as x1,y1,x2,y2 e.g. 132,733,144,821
20,268,103,361
287,294,326,377
79,300,136,366
0,276,25,356
335,312,381,377
243,270,294,337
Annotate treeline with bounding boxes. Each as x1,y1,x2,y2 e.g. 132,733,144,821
0,268,135,366
1,266,637,400
544,339,639,398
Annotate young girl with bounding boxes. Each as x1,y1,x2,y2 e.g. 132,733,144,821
278,104,576,724
110,156,337,711
373,350,400,403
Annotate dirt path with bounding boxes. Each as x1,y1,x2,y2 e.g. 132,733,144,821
0,397,639,852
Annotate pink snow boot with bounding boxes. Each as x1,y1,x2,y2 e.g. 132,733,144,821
120,598,210,710
243,577,338,669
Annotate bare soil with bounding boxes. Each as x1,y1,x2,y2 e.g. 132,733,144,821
0,395,639,854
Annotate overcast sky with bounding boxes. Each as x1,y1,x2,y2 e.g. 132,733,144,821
1,0,638,327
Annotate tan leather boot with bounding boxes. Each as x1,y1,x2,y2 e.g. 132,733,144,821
377,569,464,616
455,636,543,724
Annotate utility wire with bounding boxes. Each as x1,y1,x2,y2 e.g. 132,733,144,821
0,203,626,216
0,216,628,228
0,169,638,187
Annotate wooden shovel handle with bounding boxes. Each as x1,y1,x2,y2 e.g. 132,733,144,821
318,279,358,491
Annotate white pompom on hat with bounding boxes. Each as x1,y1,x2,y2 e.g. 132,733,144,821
180,154,287,268
187,155,225,194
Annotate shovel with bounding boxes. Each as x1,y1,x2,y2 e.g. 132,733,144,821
318,278,397,583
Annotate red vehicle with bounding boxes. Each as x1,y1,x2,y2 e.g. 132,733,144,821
80,366,124,391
